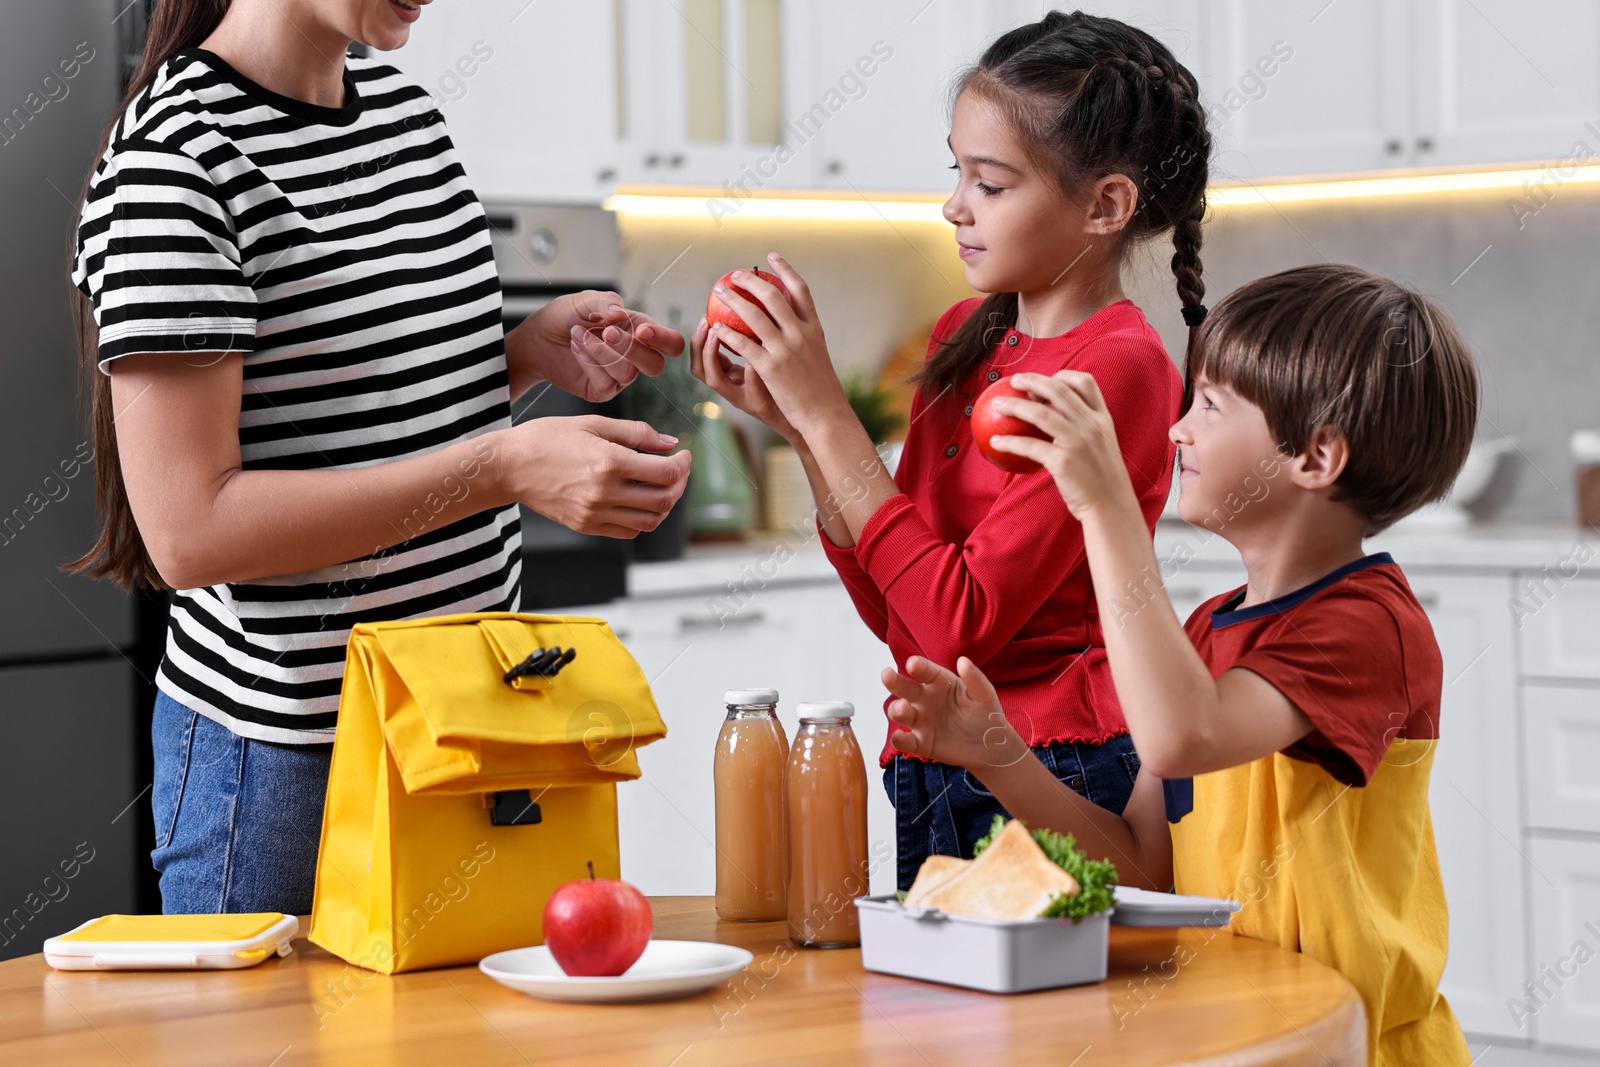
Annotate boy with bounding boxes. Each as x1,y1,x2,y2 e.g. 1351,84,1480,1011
882,264,1477,1066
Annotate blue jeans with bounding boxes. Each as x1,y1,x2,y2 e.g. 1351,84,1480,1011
883,735,1142,891
151,691,332,914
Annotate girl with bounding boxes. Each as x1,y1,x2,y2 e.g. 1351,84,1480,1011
690,11,1211,889
69,0,688,914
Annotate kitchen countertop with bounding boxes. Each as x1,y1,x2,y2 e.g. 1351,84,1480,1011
625,521,1600,600
1,898,1366,1066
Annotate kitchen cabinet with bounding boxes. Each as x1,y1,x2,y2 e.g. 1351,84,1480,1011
1204,0,1410,181
388,0,620,204
615,0,820,191
1410,572,1528,1039
1523,684,1600,836
1413,0,1600,170
1527,837,1600,1052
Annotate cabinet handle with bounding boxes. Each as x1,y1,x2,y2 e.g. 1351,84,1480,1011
596,167,617,183
668,153,686,168
1415,592,1440,609
1384,138,1404,155
643,153,661,169
679,609,766,632
1165,587,1203,602
827,159,844,175
1415,136,1434,153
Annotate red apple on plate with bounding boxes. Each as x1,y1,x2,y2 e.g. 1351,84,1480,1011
971,378,1051,474
707,267,793,341
542,861,653,977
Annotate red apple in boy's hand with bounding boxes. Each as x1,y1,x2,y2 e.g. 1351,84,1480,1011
971,378,1051,474
706,267,793,341
542,861,653,976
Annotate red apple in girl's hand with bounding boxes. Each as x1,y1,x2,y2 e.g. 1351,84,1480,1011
707,267,793,340
971,378,1051,474
542,861,653,976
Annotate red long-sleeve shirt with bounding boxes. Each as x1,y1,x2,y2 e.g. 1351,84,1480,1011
822,298,1182,764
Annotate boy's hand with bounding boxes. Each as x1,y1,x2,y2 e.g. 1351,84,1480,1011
991,370,1138,519
883,656,1029,771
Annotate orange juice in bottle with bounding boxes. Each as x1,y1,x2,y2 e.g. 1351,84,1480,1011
786,701,869,948
714,688,789,921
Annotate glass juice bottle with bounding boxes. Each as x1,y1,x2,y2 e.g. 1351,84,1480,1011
786,701,869,948
714,688,789,921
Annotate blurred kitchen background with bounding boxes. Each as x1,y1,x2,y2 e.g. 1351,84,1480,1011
2,2,1598,1062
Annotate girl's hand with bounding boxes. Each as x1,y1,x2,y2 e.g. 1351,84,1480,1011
991,370,1139,519
701,254,849,435
688,314,802,445
883,656,1029,772
510,290,686,404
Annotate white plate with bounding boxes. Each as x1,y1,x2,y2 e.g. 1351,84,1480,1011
1110,886,1241,927
479,940,754,1003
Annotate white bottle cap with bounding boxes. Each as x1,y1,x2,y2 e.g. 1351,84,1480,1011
795,701,855,720
725,688,779,706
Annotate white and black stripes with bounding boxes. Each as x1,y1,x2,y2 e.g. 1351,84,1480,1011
72,49,520,743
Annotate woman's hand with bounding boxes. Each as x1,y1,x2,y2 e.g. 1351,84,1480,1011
883,656,1030,773
687,313,802,445
507,290,685,404
698,254,850,437
991,370,1139,520
497,415,691,538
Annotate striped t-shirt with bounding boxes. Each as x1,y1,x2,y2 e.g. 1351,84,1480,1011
73,49,521,744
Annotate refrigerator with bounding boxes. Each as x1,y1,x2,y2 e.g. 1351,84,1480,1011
0,1,156,960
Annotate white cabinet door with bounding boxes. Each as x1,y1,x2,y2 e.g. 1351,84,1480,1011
1413,0,1600,170
601,581,895,897
806,0,972,194
1411,572,1527,1039
617,0,819,190
1204,0,1410,181
1527,837,1600,1051
388,1,620,204
1518,574,1600,681
1523,685,1600,836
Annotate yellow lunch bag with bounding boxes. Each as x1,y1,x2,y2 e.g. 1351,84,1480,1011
308,611,665,973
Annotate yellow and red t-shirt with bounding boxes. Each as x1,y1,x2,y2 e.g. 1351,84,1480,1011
1169,553,1470,1067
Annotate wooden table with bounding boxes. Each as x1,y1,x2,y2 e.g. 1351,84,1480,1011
0,898,1365,1066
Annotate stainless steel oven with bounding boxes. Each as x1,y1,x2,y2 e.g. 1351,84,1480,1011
483,202,630,609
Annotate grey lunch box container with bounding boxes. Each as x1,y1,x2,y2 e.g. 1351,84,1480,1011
854,895,1111,994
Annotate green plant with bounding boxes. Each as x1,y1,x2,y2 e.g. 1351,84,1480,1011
844,372,905,445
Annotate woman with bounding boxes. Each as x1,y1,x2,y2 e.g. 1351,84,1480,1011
69,0,688,914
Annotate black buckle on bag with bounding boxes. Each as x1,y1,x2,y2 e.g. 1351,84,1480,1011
489,790,544,827
502,646,577,685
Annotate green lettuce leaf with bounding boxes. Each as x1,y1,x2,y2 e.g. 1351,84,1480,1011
971,814,1117,923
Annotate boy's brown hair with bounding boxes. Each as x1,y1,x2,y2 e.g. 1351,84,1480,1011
1186,264,1479,534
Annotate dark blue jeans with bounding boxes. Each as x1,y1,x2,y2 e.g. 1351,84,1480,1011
883,735,1142,891
151,690,333,914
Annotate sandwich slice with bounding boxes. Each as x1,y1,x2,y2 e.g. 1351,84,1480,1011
903,854,971,908
918,820,1080,921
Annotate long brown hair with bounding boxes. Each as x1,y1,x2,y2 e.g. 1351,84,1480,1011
65,0,232,590
922,10,1212,399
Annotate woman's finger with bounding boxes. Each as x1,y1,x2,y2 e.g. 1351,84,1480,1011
570,328,621,399
763,253,816,320
580,325,644,384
